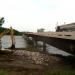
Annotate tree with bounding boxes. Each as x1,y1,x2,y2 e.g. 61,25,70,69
0,17,5,27
37,28,45,32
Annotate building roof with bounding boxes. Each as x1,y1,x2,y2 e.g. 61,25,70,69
59,23,75,29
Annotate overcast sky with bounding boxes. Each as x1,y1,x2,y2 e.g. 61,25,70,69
0,0,75,32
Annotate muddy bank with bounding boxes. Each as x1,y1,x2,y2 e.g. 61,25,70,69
0,50,59,68
0,50,75,75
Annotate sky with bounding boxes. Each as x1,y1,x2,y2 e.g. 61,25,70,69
0,0,75,32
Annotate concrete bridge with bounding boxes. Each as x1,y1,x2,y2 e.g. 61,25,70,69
24,32,75,55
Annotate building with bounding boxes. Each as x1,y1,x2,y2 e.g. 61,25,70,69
37,28,45,32
56,23,75,32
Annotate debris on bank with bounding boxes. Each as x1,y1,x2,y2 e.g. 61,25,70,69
14,50,51,65
0,49,75,73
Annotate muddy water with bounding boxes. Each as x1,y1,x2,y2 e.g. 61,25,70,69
1,35,26,48
1,35,71,56
37,41,71,56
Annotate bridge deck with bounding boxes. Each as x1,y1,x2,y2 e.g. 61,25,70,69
25,32,75,54
27,32,75,40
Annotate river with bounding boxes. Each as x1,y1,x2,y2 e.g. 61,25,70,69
1,35,27,48
1,35,71,56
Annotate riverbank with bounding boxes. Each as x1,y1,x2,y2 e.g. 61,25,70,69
0,49,75,75
0,35,75,75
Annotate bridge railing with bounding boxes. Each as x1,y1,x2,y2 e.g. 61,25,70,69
27,32,75,40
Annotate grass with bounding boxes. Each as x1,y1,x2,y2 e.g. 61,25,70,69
0,70,8,75
43,69,75,75
0,69,75,75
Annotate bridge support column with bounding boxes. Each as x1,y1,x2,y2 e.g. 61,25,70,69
70,44,75,52
33,38,38,48
43,41,46,52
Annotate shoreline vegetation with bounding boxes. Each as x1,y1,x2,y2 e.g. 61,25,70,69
0,27,23,35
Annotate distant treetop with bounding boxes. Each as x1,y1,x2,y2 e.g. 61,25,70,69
37,28,45,32
0,17,5,27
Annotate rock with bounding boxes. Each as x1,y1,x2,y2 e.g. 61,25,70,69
13,50,50,65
